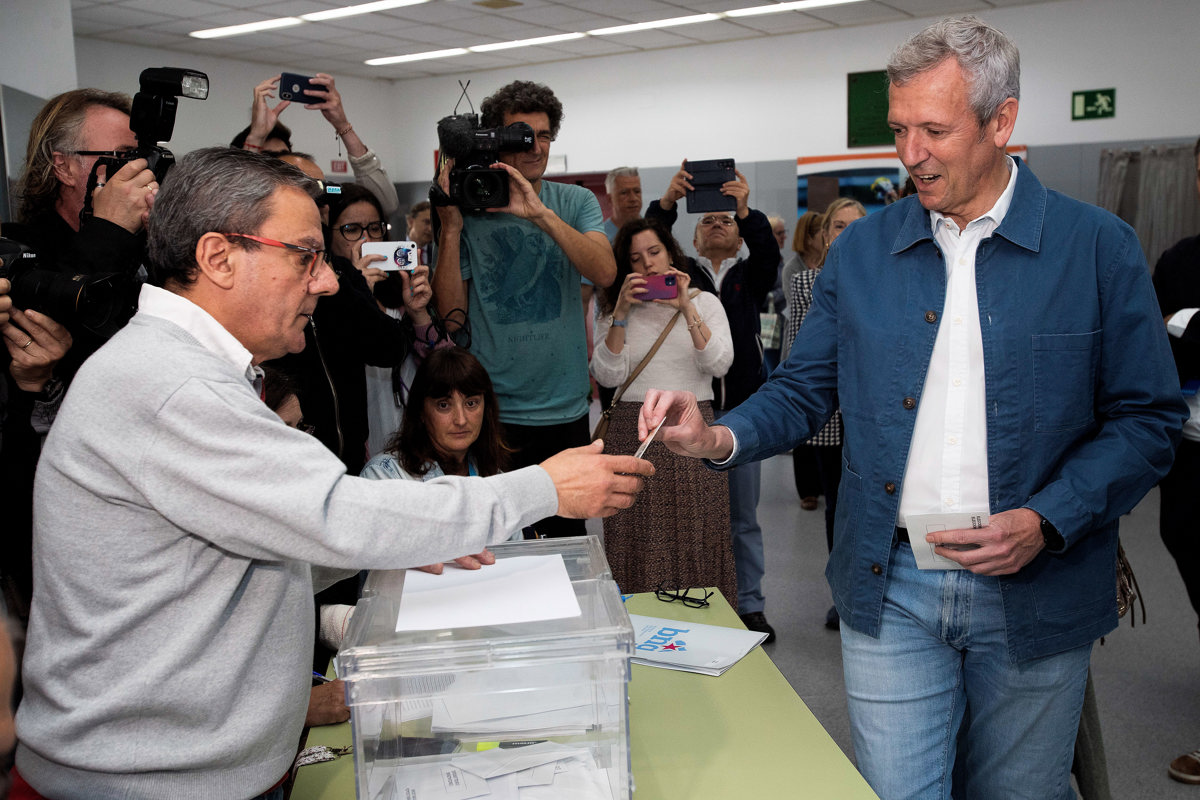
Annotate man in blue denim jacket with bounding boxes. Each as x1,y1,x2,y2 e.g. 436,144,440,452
640,16,1186,800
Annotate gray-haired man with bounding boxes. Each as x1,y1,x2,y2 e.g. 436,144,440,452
15,147,650,799
639,16,1184,799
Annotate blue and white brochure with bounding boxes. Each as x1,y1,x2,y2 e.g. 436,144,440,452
628,614,767,677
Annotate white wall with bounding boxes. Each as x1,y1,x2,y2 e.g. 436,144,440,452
71,38,398,182
69,0,1200,187
0,0,77,99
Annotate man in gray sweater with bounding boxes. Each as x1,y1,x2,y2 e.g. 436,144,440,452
13,147,652,800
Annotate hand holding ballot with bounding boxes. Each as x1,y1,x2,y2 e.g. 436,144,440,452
540,440,654,518
923,507,1046,575
637,389,735,461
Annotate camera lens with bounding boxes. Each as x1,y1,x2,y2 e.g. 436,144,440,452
462,171,507,209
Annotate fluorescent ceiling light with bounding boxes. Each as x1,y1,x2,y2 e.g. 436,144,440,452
725,0,864,17
469,32,586,52
301,0,430,22
365,48,469,65
589,13,720,36
189,17,302,39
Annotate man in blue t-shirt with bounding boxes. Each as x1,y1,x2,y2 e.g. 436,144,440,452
434,80,616,537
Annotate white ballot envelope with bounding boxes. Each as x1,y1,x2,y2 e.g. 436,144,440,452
903,512,989,570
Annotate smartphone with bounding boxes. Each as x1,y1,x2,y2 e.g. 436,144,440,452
641,273,678,301
685,157,737,214
361,241,419,271
279,72,320,104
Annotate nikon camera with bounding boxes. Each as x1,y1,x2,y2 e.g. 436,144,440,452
0,239,136,339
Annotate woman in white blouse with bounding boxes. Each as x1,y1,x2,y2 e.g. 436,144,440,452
591,219,737,607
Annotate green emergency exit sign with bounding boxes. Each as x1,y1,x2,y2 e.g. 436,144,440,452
1072,88,1115,120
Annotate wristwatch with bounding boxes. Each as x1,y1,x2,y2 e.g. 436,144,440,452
1039,515,1065,551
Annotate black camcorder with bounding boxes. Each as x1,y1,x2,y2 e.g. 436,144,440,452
81,67,209,223
0,238,136,339
436,112,534,211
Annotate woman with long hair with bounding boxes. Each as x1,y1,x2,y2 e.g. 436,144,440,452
362,347,511,482
591,218,737,607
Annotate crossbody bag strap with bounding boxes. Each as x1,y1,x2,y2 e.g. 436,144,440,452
607,288,702,408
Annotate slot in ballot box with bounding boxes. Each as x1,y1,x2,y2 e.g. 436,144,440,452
335,536,633,800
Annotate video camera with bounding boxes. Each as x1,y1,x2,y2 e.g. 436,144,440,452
81,67,209,223
0,238,136,339
434,82,534,210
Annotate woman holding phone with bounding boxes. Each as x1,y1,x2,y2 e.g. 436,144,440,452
591,219,737,607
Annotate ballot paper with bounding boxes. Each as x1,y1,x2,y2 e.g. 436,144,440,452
370,744,614,799
396,555,581,632
903,512,989,570
629,614,767,676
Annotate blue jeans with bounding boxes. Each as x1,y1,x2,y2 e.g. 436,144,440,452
716,407,764,614
249,786,285,800
840,543,1091,800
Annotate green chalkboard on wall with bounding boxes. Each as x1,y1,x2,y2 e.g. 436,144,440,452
847,70,892,149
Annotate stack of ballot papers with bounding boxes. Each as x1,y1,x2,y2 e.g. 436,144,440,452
628,614,767,676
368,742,616,800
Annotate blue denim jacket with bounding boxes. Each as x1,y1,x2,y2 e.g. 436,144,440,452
720,160,1186,662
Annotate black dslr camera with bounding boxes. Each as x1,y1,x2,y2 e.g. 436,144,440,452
437,113,534,210
82,67,209,222
434,82,534,211
0,238,136,339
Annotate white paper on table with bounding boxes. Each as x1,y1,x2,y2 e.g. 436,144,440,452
452,741,588,779
903,512,989,570
396,555,581,632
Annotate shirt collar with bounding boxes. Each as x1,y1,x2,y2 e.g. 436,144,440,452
929,155,1018,237
137,284,261,387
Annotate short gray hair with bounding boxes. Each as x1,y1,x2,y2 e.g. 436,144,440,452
148,147,317,287
887,15,1020,126
605,166,639,195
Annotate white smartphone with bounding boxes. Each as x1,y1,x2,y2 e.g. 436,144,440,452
361,240,419,271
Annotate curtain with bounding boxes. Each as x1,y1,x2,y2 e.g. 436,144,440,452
1096,143,1200,270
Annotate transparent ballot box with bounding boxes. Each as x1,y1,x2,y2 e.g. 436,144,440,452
336,538,633,800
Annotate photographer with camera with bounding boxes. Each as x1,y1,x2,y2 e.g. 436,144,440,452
238,73,400,217
432,80,615,538
8,89,155,280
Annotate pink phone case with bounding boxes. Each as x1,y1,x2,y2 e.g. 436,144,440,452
641,274,678,300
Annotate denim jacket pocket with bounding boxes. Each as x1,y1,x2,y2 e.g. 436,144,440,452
1032,330,1100,432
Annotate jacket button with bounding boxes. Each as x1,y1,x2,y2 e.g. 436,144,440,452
871,563,883,575
885,482,896,494
903,397,916,410
925,310,937,323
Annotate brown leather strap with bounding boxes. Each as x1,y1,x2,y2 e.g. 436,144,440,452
604,288,701,412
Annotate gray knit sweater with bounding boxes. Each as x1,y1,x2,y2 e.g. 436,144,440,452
16,300,557,799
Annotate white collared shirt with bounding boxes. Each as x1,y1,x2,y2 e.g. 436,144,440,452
695,253,742,290
897,157,1019,526
137,283,264,392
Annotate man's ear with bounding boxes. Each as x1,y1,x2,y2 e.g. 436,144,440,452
51,152,75,187
992,97,1019,150
194,232,238,290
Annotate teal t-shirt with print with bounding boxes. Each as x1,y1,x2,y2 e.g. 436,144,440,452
459,179,603,425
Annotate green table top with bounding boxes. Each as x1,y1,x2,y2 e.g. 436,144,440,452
291,591,877,800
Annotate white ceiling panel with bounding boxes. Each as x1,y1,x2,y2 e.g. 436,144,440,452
69,0,1064,81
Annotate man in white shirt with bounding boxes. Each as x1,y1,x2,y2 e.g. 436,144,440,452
637,16,1185,800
